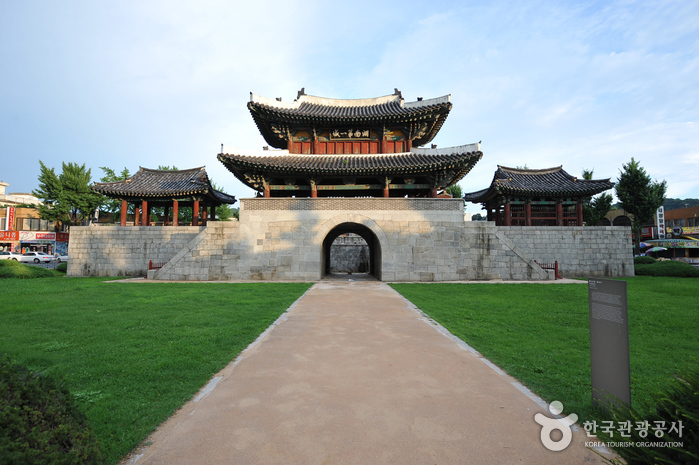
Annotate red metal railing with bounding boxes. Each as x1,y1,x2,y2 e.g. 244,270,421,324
534,260,562,280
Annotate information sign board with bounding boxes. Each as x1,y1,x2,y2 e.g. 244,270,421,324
588,278,630,409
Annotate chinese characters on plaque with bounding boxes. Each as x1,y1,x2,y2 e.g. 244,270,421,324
330,129,370,140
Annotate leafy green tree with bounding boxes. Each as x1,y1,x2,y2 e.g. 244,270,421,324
581,169,613,226
33,161,102,229
33,161,69,231
471,213,486,221
59,163,103,226
445,184,462,199
615,158,667,255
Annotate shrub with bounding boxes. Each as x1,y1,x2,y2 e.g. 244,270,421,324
56,262,68,273
634,256,656,265
0,261,61,279
595,367,698,464
0,356,104,465
635,260,699,277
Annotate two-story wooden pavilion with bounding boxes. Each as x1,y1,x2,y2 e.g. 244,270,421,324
463,165,614,226
92,167,236,226
218,89,483,198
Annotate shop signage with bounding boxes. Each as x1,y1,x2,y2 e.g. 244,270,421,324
656,206,665,239
57,232,70,242
18,231,56,243
5,207,14,231
0,231,19,241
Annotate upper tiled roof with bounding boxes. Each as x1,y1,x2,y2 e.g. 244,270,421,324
248,90,452,148
218,144,481,179
463,165,614,202
91,167,236,204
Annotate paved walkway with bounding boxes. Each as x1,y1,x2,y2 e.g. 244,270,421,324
128,280,605,464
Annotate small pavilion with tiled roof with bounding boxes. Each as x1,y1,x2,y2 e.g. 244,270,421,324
463,165,614,226
218,89,482,198
92,167,236,226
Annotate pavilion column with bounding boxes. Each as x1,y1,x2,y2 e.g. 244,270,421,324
146,203,152,226
576,201,584,226
504,200,511,226
193,200,200,226
406,139,413,151
172,200,179,226
556,201,563,226
487,207,493,222
202,207,208,226
134,205,140,226
120,200,127,226
263,183,271,198
383,177,390,198
164,206,170,226
525,201,532,227
141,200,148,226
429,187,438,198
310,180,317,198
210,206,216,222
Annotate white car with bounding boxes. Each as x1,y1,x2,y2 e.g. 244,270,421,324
54,254,69,263
19,252,54,263
0,251,21,260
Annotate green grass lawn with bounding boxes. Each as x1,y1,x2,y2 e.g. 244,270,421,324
391,277,699,425
0,277,312,464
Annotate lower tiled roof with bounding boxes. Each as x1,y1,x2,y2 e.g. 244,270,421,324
218,145,482,178
91,167,236,204
463,165,614,202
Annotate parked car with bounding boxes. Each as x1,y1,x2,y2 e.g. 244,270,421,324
54,254,69,263
0,251,21,261
19,252,53,263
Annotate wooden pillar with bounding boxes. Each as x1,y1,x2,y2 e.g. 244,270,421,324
556,201,563,226
120,200,127,226
210,206,216,222
263,184,271,198
193,200,200,226
525,201,532,227
146,203,152,226
310,180,317,198
164,206,170,226
504,200,511,226
383,177,390,198
406,139,413,151
134,205,140,226
172,200,179,226
576,201,584,226
202,207,208,226
429,187,438,198
141,200,148,226
487,207,493,222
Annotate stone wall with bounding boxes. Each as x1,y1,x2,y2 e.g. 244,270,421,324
66,225,203,277
330,236,370,273
67,198,634,281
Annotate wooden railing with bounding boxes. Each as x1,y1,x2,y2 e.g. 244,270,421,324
534,260,562,280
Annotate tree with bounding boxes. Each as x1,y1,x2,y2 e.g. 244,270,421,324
471,213,486,221
581,169,613,226
615,158,667,255
33,161,69,231
59,163,103,226
33,161,102,230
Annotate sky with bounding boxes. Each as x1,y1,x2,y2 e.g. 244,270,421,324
2,0,698,216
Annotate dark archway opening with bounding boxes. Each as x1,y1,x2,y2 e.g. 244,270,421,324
322,223,382,280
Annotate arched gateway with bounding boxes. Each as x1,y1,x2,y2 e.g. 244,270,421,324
320,220,384,280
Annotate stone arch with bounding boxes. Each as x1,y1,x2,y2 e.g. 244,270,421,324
315,215,388,280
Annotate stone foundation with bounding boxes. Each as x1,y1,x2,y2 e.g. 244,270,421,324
67,198,634,281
